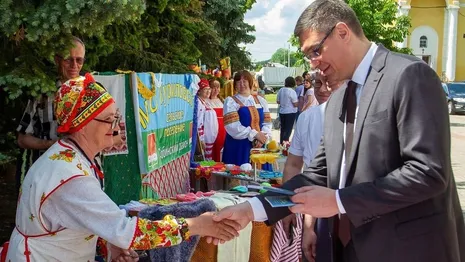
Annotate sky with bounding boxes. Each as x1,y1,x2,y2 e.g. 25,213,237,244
244,0,315,62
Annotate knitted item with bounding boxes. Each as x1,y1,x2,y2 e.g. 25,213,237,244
249,222,273,262
138,198,217,262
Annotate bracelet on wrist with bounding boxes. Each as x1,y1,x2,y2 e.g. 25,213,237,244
176,217,191,240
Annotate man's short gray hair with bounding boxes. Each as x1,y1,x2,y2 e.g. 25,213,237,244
72,36,85,48
294,0,364,38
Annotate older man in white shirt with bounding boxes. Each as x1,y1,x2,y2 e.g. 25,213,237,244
282,76,345,262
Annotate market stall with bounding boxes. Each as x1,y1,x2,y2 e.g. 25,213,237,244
95,63,289,262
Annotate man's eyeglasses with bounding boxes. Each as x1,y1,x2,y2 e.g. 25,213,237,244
59,56,85,65
304,25,336,60
93,115,121,129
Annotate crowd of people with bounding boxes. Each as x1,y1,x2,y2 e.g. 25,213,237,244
3,0,465,261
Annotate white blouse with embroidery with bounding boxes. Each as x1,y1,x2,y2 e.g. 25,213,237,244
223,94,272,142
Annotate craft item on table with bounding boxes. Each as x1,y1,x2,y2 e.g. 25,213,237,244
240,163,252,171
266,140,280,153
193,162,225,180
250,153,280,181
139,198,178,206
240,192,261,197
226,165,251,176
207,193,253,262
175,191,216,202
198,160,217,167
138,198,217,262
230,185,248,193
260,182,272,193
259,170,283,179
250,153,280,164
225,164,236,170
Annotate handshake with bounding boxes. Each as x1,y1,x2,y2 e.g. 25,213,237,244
191,185,340,244
186,202,256,245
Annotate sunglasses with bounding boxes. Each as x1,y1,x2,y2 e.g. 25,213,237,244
303,25,336,60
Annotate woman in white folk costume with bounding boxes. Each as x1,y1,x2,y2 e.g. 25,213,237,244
208,79,225,163
196,79,219,160
6,74,239,262
222,70,273,170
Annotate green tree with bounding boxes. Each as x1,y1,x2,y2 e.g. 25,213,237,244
0,0,146,99
86,0,221,74
202,0,257,71
347,0,411,54
288,35,311,70
289,0,411,66
270,48,298,67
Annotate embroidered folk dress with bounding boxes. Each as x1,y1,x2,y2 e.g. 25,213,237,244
222,95,272,169
197,97,219,160
7,140,189,262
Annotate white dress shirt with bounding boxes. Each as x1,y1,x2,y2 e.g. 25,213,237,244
289,102,327,168
248,43,379,221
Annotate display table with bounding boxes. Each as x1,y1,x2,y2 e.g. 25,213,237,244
189,168,275,192
190,222,273,262
125,193,275,262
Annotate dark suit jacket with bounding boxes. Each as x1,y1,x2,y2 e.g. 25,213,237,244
258,45,465,262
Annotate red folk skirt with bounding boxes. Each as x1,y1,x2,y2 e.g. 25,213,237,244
212,107,226,162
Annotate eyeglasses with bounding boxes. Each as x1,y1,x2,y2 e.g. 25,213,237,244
60,56,85,65
303,25,336,60
93,115,121,129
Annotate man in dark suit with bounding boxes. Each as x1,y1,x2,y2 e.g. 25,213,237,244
211,1,465,261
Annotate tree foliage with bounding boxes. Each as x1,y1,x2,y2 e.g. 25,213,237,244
0,0,146,99
0,0,258,159
202,0,256,71
86,0,221,74
270,48,298,67
347,0,411,53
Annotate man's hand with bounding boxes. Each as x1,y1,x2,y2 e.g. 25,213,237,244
204,202,254,244
281,214,297,239
289,186,339,218
186,212,241,245
302,227,317,262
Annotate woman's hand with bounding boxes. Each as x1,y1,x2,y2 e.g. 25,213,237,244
186,212,241,244
254,132,267,145
110,245,139,262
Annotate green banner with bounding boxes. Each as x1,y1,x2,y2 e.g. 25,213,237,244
142,121,192,171
131,73,198,174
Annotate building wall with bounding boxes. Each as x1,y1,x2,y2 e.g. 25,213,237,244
408,0,446,75
455,7,465,81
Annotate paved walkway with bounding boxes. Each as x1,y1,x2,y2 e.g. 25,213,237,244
449,115,465,214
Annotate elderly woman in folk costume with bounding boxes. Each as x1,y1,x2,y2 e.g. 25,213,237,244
196,79,219,160
222,70,273,170
6,75,239,262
